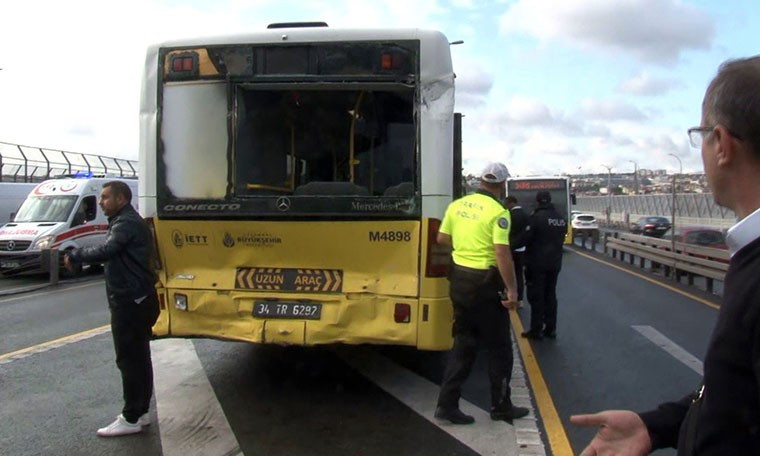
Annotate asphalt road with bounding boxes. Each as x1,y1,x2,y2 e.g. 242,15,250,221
0,247,723,455
0,278,527,456
516,247,719,455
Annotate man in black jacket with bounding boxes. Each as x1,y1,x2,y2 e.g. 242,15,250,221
571,56,760,454
65,180,159,437
521,191,566,340
504,195,528,307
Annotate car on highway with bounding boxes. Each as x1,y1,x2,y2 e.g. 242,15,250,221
571,212,599,239
630,216,672,238
661,226,728,249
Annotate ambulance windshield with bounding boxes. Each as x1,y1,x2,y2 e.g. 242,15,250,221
14,196,78,223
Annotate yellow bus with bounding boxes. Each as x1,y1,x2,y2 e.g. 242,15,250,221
506,176,575,243
139,23,461,350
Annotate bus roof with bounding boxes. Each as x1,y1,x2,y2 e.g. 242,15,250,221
151,27,449,48
145,27,453,83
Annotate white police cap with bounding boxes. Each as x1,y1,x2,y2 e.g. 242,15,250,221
480,162,510,184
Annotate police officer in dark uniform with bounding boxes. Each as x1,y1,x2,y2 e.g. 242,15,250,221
504,195,528,306
434,162,530,425
521,190,567,340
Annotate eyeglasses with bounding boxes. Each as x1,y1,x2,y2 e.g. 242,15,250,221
687,125,743,148
687,126,714,148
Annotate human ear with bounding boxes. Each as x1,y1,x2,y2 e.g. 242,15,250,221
713,125,735,166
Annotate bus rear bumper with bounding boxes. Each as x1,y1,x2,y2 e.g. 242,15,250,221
152,289,454,350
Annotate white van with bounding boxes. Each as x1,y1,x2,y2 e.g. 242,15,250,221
0,175,138,275
0,182,38,223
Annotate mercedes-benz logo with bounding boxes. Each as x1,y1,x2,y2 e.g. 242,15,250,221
276,197,291,212
7,240,15,251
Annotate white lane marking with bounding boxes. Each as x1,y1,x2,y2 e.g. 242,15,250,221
151,339,244,456
0,280,103,303
632,325,704,375
338,342,544,456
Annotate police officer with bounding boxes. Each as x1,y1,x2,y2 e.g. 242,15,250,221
504,195,528,307
434,162,530,425
521,190,567,340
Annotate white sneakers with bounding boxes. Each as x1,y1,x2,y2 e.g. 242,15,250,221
137,412,151,426
96,412,151,437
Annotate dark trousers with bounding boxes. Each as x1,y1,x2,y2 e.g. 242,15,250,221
525,267,560,334
109,290,160,423
512,251,525,302
437,266,514,410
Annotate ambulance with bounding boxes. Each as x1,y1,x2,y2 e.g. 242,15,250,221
0,174,138,276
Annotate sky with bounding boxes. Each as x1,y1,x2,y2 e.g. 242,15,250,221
0,0,757,177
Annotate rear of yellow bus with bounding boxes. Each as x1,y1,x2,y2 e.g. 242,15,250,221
139,28,457,350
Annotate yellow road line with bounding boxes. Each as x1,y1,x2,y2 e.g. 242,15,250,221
512,247,721,455
511,315,574,456
0,324,110,362
569,248,721,309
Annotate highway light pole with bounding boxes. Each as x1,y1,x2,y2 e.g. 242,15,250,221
668,153,682,201
667,154,682,273
602,165,613,225
668,153,683,175
629,160,638,195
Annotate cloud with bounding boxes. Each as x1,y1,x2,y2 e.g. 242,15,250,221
479,96,629,143
498,0,715,65
316,0,446,29
642,134,682,154
585,123,612,138
0,0,727,178
453,63,494,108
448,0,476,8
500,97,555,127
618,71,682,96
579,99,647,121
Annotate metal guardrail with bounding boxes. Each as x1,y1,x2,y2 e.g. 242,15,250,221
604,232,728,294
0,249,102,296
0,140,138,182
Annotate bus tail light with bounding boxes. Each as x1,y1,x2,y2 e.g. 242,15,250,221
145,217,163,271
425,218,450,278
168,52,199,79
381,53,394,69
174,293,188,311
380,51,404,70
394,303,411,323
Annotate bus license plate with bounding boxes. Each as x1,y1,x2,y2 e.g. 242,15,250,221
253,301,322,320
